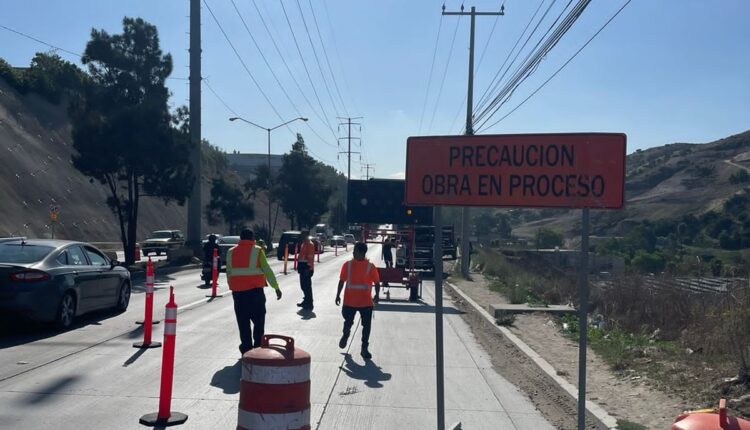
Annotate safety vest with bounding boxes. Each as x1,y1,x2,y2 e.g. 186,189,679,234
343,260,376,308
298,240,315,268
226,241,266,292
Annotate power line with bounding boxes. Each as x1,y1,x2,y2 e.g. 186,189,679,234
426,13,462,133
295,0,342,118
321,0,359,115
229,0,336,148
203,0,295,136
307,0,349,117
279,0,338,140
474,0,546,115
249,0,338,141
0,24,81,58
474,0,591,127
479,0,632,132
203,78,239,116
418,9,444,135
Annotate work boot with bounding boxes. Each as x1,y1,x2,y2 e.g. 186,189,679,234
339,333,349,349
361,344,372,360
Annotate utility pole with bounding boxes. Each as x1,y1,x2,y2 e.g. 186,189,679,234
337,117,363,183
443,4,504,281
437,6,504,430
187,0,202,250
362,163,375,180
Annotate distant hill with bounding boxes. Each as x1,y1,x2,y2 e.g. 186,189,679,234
0,76,252,242
510,130,750,239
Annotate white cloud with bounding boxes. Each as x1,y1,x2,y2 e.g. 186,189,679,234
387,171,405,179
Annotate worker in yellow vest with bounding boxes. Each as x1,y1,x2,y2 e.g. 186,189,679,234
335,242,381,359
226,228,282,354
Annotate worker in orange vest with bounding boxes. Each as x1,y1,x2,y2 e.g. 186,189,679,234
335,242,381,359
296,230,316,310
226,228,282,354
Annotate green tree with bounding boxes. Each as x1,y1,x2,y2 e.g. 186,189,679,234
729,169,749,184
535,228,563,249
23,52,86,104
69,18,193,264
205,177,255,235
276,134,331,229
631,250,666,273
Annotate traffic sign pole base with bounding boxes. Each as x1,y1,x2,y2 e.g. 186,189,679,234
133,341,162,349
136,320,161,325
139,412,188,427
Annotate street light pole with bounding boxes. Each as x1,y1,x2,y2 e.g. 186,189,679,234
229,116,308,250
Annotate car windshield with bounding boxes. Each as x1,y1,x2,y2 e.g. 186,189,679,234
220,237,240,244
0,243,55,264
151,231,172,239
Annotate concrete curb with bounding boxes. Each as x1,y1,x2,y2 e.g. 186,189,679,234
445,280,619,430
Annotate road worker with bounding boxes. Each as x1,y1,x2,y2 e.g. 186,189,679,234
381,237,394,269
296,230,316,310
335,242,381,359
226,228,282,355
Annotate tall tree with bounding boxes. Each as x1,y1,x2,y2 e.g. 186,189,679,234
69,17,193,264
205,177,255,235
276,134,331,229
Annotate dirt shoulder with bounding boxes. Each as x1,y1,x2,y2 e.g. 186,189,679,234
448,273,688,429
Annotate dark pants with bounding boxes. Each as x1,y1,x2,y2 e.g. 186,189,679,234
298,262,313,307
232,288,266,354
342,306,373,347
384,255,393,268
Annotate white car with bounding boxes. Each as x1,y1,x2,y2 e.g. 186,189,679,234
343,234,356,244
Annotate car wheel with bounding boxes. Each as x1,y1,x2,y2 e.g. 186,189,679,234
116,281,131,312
56,292,76,329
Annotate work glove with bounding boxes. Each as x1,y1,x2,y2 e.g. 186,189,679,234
335,296,341,306
275,289,282,300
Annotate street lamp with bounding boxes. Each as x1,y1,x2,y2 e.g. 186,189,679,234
229,116,308,250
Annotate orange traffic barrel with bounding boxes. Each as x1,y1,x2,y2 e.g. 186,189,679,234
238,335,311,430
672,399,750,430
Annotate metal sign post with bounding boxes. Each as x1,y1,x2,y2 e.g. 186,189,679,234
433,206,445,430
577,208,590,430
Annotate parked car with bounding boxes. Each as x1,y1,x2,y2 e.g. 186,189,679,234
330,235,346,247
277,231,301,260
201,233,223,245
343,234,356,244
0,239,131,328
141,230,185,256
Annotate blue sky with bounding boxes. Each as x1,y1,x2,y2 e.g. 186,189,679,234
2,0,748,179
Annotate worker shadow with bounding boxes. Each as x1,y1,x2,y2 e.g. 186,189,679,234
210,361,242,394
297,309,317,320
340,353,392,389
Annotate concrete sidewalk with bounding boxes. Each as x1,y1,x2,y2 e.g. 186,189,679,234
0,246,552,429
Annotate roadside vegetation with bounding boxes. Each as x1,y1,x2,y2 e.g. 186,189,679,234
472,247,750,418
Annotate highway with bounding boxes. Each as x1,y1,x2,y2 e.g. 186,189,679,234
0,244,551,429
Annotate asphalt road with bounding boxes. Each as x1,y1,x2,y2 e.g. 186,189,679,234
0,244,551,429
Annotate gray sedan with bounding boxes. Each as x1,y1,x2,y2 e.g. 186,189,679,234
0,239,131,328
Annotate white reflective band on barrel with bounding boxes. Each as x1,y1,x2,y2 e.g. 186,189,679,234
242,362,310,385
165,308,177,320
238,408,310,430
164,323,176,335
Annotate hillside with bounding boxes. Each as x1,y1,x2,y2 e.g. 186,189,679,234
0,76,253,242
509,130,750,239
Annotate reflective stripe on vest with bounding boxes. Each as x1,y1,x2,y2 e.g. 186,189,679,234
228,247,263,276
344,260,373,307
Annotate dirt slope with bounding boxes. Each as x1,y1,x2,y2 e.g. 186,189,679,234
0,77,248,242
